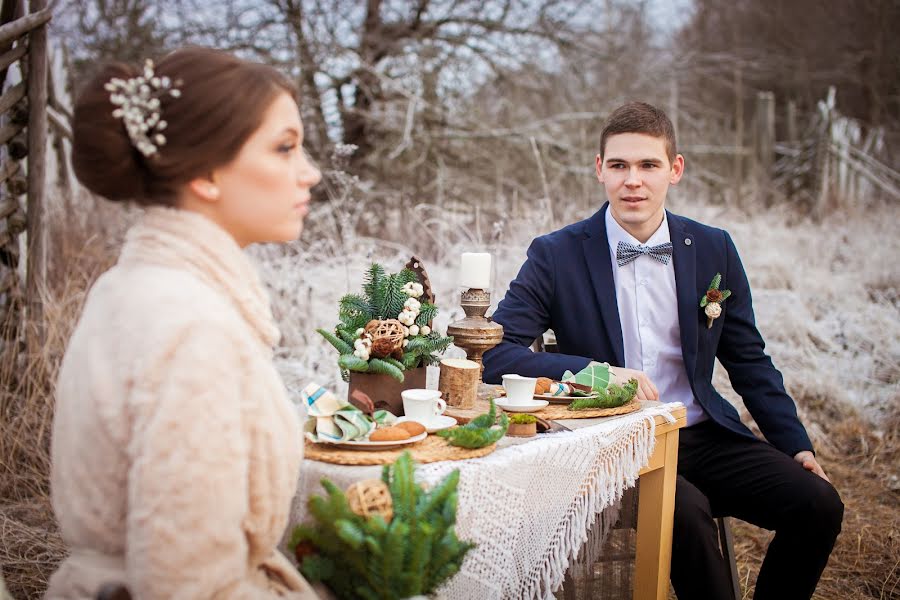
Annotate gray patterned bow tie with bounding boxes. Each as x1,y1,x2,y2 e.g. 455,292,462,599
616,241,674,267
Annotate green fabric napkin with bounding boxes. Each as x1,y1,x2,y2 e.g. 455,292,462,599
562,362,611,393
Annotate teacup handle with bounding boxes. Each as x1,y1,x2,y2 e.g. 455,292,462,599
434,398,447,416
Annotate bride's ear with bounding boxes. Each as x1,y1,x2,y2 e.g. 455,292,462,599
186,176,220,202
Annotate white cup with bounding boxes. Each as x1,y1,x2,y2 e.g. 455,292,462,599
502,374,538,404
401,389,447,424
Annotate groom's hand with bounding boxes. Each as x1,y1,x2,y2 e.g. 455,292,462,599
608,366,659,402
794,451,831,483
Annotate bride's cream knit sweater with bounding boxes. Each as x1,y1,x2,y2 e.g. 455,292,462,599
46,208,316,599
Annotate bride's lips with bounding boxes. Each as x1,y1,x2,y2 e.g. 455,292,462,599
294,198,310,214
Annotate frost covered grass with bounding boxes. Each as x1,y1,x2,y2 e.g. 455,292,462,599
1,191,897,598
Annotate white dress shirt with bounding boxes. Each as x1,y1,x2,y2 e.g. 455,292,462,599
605,210,707,425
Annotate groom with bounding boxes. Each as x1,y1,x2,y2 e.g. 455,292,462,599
482,102,843,599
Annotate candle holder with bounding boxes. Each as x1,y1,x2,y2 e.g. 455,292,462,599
446,288,504,379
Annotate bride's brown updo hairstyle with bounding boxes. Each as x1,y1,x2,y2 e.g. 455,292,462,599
72,47,296,206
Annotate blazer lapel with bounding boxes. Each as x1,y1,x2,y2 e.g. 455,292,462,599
582,203,625,367
668,211,698,380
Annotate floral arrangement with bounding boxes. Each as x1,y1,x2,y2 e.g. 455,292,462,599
291,452,474,599
318,263,453,382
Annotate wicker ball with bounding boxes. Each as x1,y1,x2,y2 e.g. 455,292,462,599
346,479,393,522
365,319,405,359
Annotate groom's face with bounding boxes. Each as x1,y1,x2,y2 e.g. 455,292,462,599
596,133,684,241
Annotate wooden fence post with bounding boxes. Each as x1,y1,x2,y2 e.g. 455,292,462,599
754,91,775,204
25,0,48,352
786,100,798,144
732,64,743,205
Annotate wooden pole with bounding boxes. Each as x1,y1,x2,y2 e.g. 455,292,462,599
732,64,743,205
25,0,49,352
755,91,775,205
786,100,798,144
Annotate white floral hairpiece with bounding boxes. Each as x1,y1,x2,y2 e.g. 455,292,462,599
104,59,181,158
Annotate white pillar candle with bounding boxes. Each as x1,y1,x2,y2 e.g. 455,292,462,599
460,252,491,289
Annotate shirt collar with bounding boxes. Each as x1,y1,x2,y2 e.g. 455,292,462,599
605,208,670,254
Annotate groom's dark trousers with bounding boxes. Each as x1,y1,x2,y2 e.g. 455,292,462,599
482,203,843,600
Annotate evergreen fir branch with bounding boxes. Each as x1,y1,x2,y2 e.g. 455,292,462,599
401,352,421,370
397,268,420,287
410,333,453,357
367,357,405,381
710,273,721,290
335,327,356,345
339,293,374,323
368,269,388,317
317,328,353,355
404,337,429,354
383,273,407,318
362,263,386,302
339,354,369,373
381,357,406,371
568,378,638,410
720,290,731,301
415,302,438,326
700,296,708,308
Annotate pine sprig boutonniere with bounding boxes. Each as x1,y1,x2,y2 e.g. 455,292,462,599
699,273,731,328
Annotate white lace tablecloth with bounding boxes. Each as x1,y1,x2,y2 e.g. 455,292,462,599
288,402,682,600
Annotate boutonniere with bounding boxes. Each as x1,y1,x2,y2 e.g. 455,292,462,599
700,273,731,328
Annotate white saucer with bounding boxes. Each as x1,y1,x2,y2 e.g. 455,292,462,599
397,415,457,433
496,399,549,413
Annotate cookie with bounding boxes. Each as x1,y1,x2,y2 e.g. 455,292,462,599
369,426,412,442
396,421,426,437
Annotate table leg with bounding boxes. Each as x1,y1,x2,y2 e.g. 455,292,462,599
633,428,679,600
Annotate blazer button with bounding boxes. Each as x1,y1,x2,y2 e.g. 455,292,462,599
684,238,692,246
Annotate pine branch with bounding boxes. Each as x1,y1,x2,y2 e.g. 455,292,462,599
415,302,438,326
397,268,419,287
318,328,353,355
339,293,374,324
339,354,369,373
383,273,407,318
367,357,405,381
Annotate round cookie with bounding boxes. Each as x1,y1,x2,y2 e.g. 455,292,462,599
396,421,426,437
369,426,412,442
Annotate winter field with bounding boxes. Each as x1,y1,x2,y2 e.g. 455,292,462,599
0,186,898,598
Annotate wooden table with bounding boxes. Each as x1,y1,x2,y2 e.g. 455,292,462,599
633,406,686,600
293,402,686,599
450,396,687,599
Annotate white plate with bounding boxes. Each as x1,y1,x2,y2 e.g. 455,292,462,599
323,431,428,450
535,392,599,404
496,399,549,413
396,415,457,433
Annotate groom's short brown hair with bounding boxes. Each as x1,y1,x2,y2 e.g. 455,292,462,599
600,102,677,163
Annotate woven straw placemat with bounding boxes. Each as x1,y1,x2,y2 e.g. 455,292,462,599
305,434,497,466
447,397,640,423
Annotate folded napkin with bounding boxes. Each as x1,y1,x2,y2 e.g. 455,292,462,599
561,362,611,393
302,383,396,443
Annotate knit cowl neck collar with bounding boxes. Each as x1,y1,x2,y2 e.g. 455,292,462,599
118,206,280,348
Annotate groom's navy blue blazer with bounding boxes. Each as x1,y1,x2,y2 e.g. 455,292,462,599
482,203,813,457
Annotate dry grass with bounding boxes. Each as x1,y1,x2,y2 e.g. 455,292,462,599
0,192,897,599
731,407,900,600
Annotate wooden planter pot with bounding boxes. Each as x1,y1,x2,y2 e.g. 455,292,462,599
506,422,537,437
348,367,427,416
